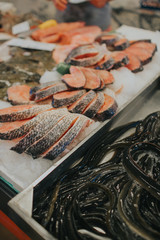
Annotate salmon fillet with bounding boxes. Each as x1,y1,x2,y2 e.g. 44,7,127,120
52,89,86,108
68,90,96,114
83,92,105,119
7,85,32,105
31,22,85,41
43,116,89,160
11,109,68,154
96,94,118,121
80,67,101,90
26,114,79,159
0,104,51,122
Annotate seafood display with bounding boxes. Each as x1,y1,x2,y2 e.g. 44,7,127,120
31,22,101,45
0,105,92,160
32,111,160,240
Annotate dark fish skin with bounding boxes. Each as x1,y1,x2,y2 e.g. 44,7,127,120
0,110,61,140
0,105,52,122
69,90,96,114
34,82,68,102
70,45,105,67
65,44,99,64
83,92,105,119
11,109,68,154
44,116,87,160
96,100,118,121
112,39,130,51
52,90,86,108
95,57,115,71
30,81,60,100
26,114,78,159
95,33,119,46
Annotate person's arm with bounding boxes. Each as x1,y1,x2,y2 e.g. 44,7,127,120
90,0,112,8
52,0,67,11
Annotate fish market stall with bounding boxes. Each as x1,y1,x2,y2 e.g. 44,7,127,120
0,2,160,239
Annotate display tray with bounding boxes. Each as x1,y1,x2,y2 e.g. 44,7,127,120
8,76,160,240
1,25,160,192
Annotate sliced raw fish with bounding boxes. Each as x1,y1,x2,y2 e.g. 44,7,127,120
52,89,86,107
26,114,79,159
30,81,57,100
7,85,32,105
0,119,29,139
62,66,86,89
66,44,106,67
129,39,151,45
0,104,51,122
96,94,118,121
128,42,157,57
52,44,78,64
43,116,89,160
124,52,143,73
31,22,85,41
34,82,68,102
0,109,58,140
125,47,152,65
92,69,115,85
41,33,61,43
60,25,101,45
95,33,119,45
112,38,130,51
80,67,101,90
68,90,96,114
83,92,105,119
95,54,115,70
111,52,129,69
65,44,99,64
11,109,67,154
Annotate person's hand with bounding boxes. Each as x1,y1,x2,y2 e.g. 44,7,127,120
52,0,67,11
90,0,111,8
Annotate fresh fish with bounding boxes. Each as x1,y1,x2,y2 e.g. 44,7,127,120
96,94,118,121
44,116,89,160
62,66,86,89
26,113,79,159
52,90,86,108
11,109,68,154
83,92,105,118
7,85,32,105
80,67,101,90
34,82,69,102
0,104,51,122
68,90,96,114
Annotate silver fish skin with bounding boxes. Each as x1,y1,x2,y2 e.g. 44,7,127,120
83,92,105,119
0,109,64,140
11,109,68,154
69,90,96,114
44,116,88,160
0,105,52,122
26,113,78,159
34,82,68,102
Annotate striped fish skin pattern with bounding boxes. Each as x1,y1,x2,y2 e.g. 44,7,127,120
0,105,52,122
26,113,78,159
11,109,68,154
83,92,105,119
69,90,96,114
34,83,68,102
44,116,88,160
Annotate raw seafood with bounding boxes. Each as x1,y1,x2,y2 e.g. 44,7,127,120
52,90,86,107
96,94,118,121
0,104,51,122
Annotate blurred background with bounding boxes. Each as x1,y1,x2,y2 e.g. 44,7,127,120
2,0,160,31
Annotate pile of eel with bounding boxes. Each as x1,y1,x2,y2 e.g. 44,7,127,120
32,111,160,240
